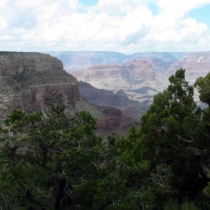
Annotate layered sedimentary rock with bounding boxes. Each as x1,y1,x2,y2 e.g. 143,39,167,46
79,81,145,119
0,52,80,118
167,51,210,83
95,107,139,136
72,60,157,81
70,51,210,110
0,52,140,136
71,59,169,106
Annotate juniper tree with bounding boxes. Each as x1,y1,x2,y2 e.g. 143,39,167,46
135,69,210,208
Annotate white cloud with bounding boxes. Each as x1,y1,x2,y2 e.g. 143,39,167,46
68,0,78,10
96,0,137,13
157,0,210,14
146,17,207,43
180,18,207,38
0,0,7,8
0,0,209,52
0,35,13,40
14,0,45,7
0,16,7,28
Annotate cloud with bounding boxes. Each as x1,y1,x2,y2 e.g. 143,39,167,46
0,0,7,8
0,16,7,29
14,0,45,7
0,0,209,52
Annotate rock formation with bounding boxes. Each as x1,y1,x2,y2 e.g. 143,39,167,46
0,52,140,136
68,51,210,110
95,107,139,136
79,81,145,118
0,52,80,118
71,59,169,105
167,51,210,83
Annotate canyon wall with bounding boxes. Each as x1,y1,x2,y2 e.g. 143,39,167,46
0,52,80,118
0,52,140,136
67,51,210,109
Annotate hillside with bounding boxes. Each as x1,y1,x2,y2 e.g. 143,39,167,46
57,51,210,108
0,51,140,135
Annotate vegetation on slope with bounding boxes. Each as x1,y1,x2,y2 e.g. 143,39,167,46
1,69,210,209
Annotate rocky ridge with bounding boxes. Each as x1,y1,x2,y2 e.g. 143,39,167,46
0,52,140,136
167,51,210,83
0,52,79,118
69,51,210,108
79,81,145,119
71,59,169,104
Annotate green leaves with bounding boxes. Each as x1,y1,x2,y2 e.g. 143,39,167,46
2,69,210,209
137,68,210,208
0,104,103,209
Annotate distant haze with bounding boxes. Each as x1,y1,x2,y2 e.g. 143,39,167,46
48,51,186,71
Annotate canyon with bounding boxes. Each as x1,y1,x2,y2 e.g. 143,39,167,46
0,52,139,136
52,51,210,108
1,51,210,136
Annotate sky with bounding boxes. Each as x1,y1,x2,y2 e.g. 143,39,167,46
0,0,210,54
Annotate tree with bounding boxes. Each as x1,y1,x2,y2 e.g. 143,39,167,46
136,69,210,208
0,101,104,209
3,69,210,209
0,94,173,210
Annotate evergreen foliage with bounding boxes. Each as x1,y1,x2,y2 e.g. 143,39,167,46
0,96,166,209
1,68,210,209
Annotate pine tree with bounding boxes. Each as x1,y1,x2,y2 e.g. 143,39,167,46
137,69,210,207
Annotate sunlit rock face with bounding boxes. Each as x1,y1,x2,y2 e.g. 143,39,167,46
68,51,210,109
167,52,210,83
0,52,140,136
70,59,169,106
0,52,80,118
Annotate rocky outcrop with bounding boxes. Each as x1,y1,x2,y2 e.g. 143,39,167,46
167,51,210,83
0,52,80,118
95,107,139,136
78,81,145,120
0,52,140,136
69,51,210,110
72,60,157,80
71,59,169,106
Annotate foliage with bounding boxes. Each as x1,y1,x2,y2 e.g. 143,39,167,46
133,69,210,208
2,68,210,209
0,101,168,209
0,105,103,209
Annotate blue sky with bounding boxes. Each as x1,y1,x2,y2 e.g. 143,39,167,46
188,4,210,28
80,0,99,7
0,0,210,53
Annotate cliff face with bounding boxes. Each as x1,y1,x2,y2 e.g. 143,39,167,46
72,60,157,81
167,52,210,82
95,107,139,136
0,52,140,136
0,52,80,118
71,59,168,105
69,51,210,110
79,81,145,119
